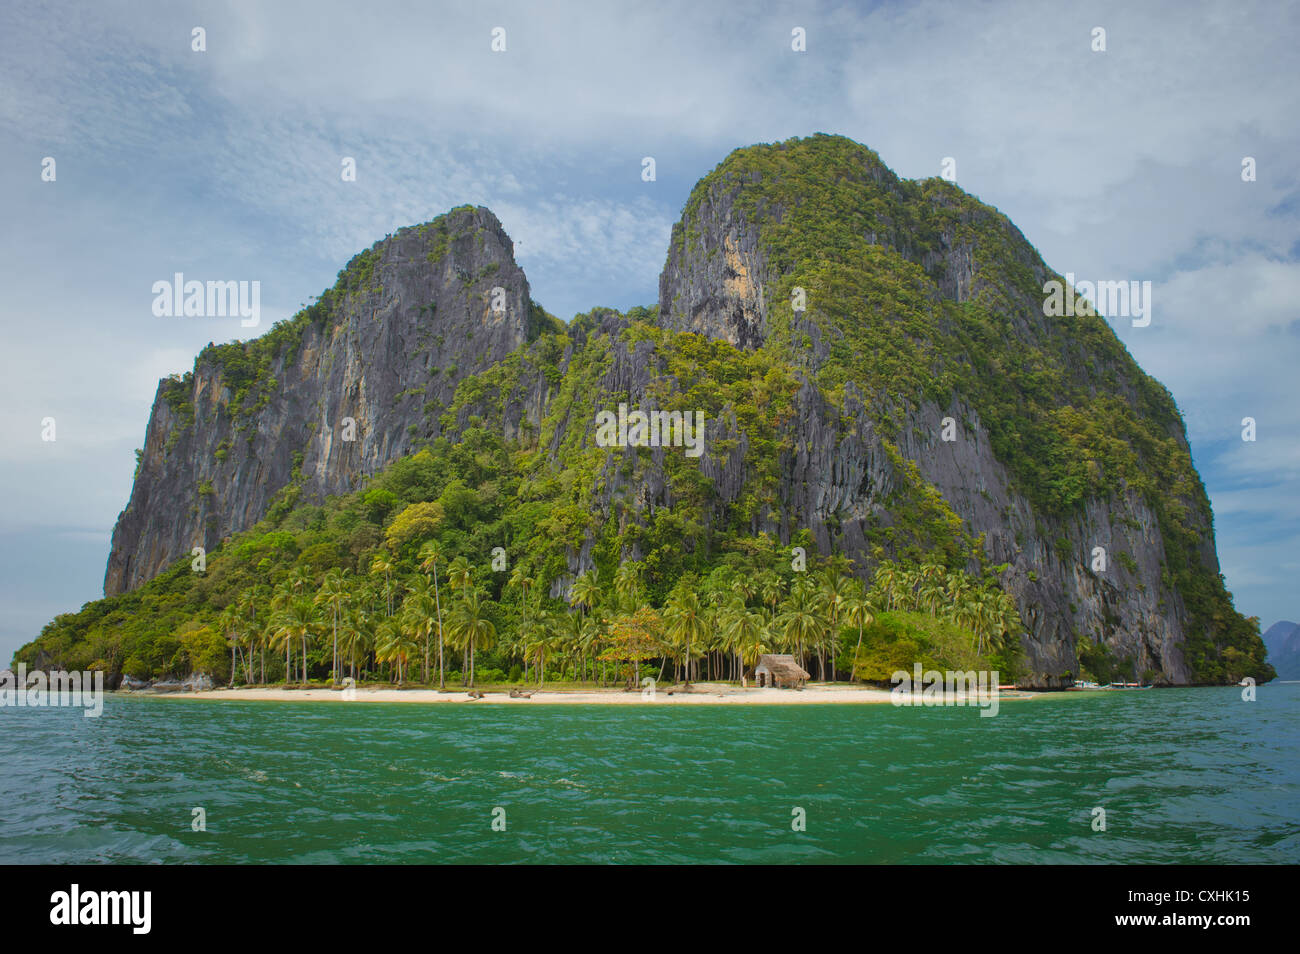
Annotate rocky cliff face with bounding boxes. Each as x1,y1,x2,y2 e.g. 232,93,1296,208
649,137,1209,684
105,207,532,595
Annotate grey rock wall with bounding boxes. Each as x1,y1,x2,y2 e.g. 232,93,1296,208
105,207,530,595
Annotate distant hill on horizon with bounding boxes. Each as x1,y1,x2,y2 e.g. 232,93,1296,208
1263,621,1300,680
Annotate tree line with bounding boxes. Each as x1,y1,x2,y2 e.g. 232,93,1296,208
215,549,1023,690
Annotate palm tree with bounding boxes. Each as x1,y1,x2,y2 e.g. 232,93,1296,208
842,594,876,682
577,612,603,684
524,609,558,687
287,566,312,596
353,581,378,674
732,573,758,607
777,580,826,676
507,562,536,676
972,597,996,655
417,541,442,581
955,594,981,638
401,576,437,684
260,616,279,684
739,622,771,682
943,571,970,608
268,585,294,682
967,585,1021,656
875,562,901,610
446,556,472,595
554,610,582,683
446,590,496,688
231,592,250,684
340,602,372,682
417,542,447,688
315,569,349,685
817,570,852,680
612,560,641,614
218,604,241,687
991,587,1023,652
663,588,708,686
569,569,600,622
759,571,784,616
508,563,534,618
270,597,317,685
919,562,947,587
239,586,265,683
897,567,922,611
269,580,293,614
375,617,418,684
370,553,395,617
916,564,947,616
721,600,766,685
220,596,255,685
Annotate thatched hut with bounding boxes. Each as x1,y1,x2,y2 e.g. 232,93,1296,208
754,654,810,688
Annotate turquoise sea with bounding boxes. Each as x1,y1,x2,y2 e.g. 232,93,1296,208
1,684,1296,864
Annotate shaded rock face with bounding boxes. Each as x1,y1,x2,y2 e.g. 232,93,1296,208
105,207,530,595
896,400,1192,685
659,177,772,350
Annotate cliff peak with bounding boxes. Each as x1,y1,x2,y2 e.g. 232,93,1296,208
104,204,532,595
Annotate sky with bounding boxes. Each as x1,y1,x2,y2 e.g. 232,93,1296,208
1,0,1297,665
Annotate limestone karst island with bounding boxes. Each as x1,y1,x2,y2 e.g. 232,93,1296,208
15,135,1274,699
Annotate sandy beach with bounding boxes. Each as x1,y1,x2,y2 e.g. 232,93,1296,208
139,682,1039,705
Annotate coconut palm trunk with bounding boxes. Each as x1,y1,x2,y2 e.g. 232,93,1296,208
434,566,445,689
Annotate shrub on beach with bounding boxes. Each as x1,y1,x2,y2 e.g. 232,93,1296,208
849,610,1013,682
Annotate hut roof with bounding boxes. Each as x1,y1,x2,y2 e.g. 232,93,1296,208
755,654,811,679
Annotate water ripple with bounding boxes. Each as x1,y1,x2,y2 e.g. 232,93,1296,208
0,686,1296,863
